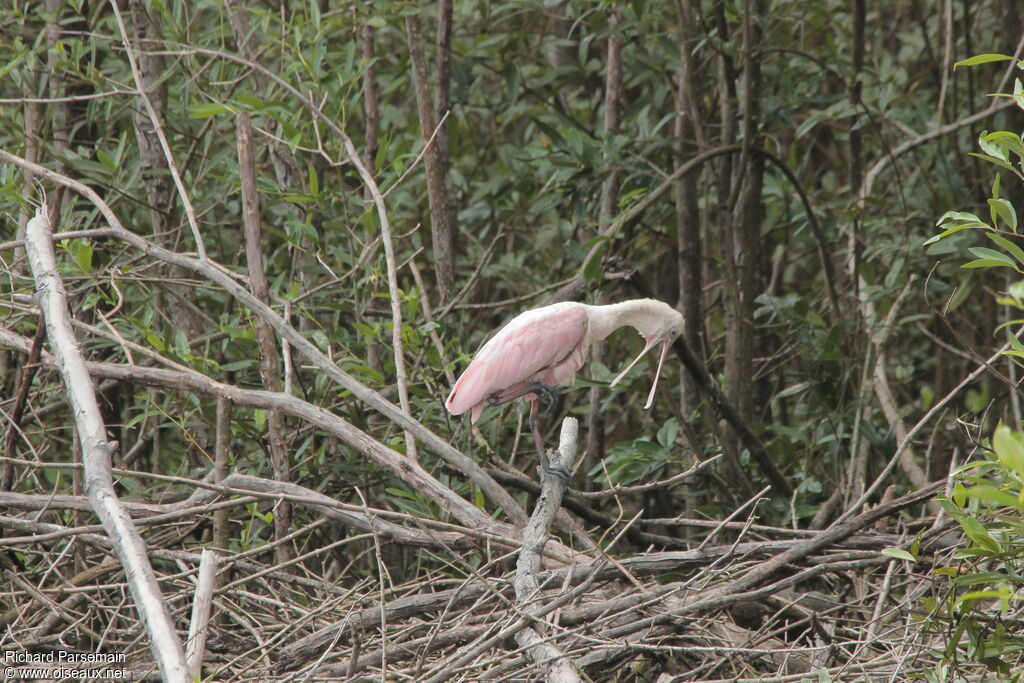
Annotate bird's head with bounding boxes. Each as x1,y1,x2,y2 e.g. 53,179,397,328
609,300,683,409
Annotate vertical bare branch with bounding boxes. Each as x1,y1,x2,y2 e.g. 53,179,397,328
223,0,311,314
513,417,582,681
361,23,387,395
405,10,456,304
848,0,866,290
599,11,622,222
24,207,188,682
586,8,623,483
1,320,44,491
846,0,869,505
712,0,755,496
125,0,203,340
127,0,171,234
435,0,453,174
43,0,69,220
110,0,206,261
213,397,230,552
237,110,292,564
185,548,217,679
672,0,706,430
363,24,381,167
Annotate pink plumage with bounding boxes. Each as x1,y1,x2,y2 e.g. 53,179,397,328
446,298,683,483
445,302,591,423
446,297,683,448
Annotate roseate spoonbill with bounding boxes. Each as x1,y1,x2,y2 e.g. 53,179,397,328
445,299,683,482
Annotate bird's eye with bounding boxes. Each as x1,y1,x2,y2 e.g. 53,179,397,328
670,328,679,337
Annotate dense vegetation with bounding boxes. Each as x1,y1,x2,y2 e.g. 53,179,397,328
1,1,1023,680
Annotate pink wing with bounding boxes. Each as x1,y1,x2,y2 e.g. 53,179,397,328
446,302,590,422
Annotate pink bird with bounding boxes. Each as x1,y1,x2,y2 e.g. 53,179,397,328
446,299,683,481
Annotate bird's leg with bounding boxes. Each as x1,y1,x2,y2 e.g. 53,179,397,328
487,382,558,410
529,399,571,488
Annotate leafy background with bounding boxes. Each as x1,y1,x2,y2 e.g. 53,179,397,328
1,0,1024,679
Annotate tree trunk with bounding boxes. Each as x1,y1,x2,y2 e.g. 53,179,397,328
238,111,292,567
405,10,457,305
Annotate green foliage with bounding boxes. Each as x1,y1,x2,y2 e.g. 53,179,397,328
923,57,1024,679
927,424,1024,677
590,418,680,486
1,5,1023,662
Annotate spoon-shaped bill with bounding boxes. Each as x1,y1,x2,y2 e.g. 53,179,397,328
608,336,672,409
643,339,672,409
609,336,658,388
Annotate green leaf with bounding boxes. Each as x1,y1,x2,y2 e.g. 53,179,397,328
910,530,924,558
881,547,917,562
174,330,189,358
126,407,164,428
960,516,1002,554
220,359,256,372
308,162,319,198
188,102,229,119
984,131,1024,159
953,53,1018,70
993,424,1024,477
936,210,986,225
235,94,265,111
968,247,1020,270
962,258,1018,270
987,233,1024,265
962,485,1024,510
924,223,975,245
775,381,811,400
582,242,606,281
989,199,1019,232
657,418,679,449
65,239,93,274
145,330,166,352
309,0,321,30
954,589,1012,609
979,131,1009,162
968,152,1021,175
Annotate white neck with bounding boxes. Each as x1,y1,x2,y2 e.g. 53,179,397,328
585,300,664,341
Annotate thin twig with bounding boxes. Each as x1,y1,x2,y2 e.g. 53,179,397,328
0,148,530,529
109,1,206,260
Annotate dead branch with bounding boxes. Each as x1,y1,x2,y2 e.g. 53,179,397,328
0,147,529,527
22,206,189,682
0,321,564,557
185,548,217,678
237,110,293,562
513,417,583,681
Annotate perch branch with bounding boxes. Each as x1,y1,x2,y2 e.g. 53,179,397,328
513,417,582,682
22,207,189,682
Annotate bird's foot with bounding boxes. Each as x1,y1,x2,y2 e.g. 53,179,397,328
540,448,572,489
534,384,557,412
487,383,558,409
